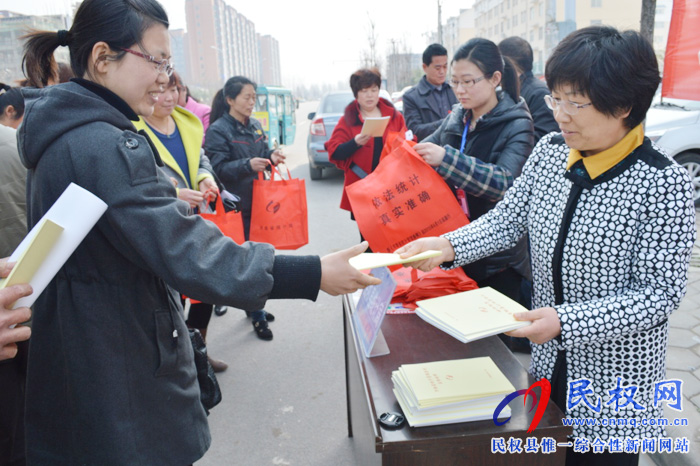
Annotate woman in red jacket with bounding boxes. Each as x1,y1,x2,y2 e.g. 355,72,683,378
325,68,407,243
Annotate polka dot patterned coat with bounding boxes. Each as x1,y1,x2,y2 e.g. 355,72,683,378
443,133,697,440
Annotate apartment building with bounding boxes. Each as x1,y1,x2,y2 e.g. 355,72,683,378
470,0,644,75
185,0,260,89
0,10,69,84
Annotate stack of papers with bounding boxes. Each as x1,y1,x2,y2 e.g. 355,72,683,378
416,287,531,343
392,357,515,427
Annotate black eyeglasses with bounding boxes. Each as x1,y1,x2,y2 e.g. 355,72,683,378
119,47,173,76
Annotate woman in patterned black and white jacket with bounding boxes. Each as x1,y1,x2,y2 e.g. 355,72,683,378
398,26,696,466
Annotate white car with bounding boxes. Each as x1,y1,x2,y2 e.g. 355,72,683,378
646,98,700,206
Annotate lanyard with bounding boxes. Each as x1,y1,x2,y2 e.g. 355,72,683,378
460,118,471,154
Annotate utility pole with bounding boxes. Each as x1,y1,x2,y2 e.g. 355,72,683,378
437,0,443,44
640,0,657,46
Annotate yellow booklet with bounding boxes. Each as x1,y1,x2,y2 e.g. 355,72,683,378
397,357,515,408
349,250,441,270
360,116,390,137
393,386,508,427
416,287,531,343
0,219,64,301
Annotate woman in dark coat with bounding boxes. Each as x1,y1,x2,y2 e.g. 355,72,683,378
18,1,378,464
204,76,285,340
415,38,535,302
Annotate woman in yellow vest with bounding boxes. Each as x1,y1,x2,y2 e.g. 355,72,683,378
134,71,228,372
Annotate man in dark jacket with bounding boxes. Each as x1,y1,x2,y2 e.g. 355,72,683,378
402,44,457,141
499,37,558,141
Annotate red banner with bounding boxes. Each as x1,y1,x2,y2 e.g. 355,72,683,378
662,0,700,100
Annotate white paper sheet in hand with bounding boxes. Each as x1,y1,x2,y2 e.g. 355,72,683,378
8,183,107,309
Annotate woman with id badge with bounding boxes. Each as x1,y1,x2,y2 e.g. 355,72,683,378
414,38,534,303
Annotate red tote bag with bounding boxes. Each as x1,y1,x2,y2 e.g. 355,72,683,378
345,140,468,253
250,164,308,250
200,195,245,244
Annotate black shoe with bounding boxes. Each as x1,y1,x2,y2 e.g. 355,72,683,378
253,320,273,340
214,305,227,316
264,311,275,322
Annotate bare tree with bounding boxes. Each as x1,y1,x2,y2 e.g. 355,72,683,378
640,0,657,45
360,14,382,70
386,37,417,92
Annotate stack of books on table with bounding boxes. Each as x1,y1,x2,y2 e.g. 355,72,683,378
392,357,515,427
416,286,531,343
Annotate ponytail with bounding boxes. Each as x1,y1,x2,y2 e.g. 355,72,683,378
501,56,520,103
209,89,228,124
21,30,65,87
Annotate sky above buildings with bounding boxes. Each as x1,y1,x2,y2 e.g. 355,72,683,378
0,0,473,87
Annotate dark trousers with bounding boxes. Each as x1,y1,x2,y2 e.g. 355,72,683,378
186,302,214,330
476,267,523,301
0,340,28,466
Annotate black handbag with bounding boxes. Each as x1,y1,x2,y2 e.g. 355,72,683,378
188,328,222,413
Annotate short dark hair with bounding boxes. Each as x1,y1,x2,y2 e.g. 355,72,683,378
453,38,520,103
167,69,182,88
0,83,25,121
422,43,448,66
498,36,533,73
22,0,169,87
545,26,660,129
349,68,381,98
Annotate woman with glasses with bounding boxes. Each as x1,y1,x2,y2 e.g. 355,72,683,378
205,76,285,340
413,38,535,311
325,68,407,241
18,0,378,464
398,26,695,466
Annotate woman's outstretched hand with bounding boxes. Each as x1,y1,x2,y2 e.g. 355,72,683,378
395,237,455,272
320,242,381,296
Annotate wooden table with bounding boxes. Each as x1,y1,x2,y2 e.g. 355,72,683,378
343,295,572,465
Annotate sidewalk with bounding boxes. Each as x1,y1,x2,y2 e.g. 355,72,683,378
651,206,700,466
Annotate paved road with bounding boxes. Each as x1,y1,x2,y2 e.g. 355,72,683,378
197,101,364,466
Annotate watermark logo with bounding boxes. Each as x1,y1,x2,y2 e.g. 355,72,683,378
493,378,551,433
